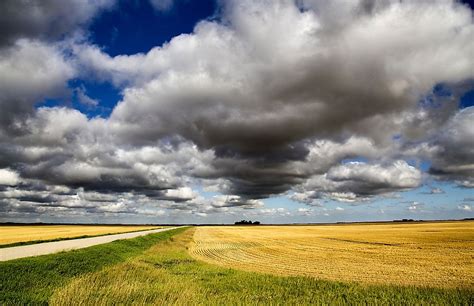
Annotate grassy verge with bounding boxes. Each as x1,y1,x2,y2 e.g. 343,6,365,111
0,227,164,249
0,227,187,305
50,228,472,305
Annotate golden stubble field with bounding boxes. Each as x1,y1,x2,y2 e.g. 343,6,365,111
190,221,474,288
0,225,161,245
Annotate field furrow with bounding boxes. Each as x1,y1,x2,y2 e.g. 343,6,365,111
189,222,474,288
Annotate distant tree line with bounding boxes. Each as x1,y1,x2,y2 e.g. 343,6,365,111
235,220,260,225
393,219,416,222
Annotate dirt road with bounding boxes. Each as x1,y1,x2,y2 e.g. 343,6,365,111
0,226,181,261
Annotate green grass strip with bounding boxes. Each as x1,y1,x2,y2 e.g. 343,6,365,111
0,227,187,305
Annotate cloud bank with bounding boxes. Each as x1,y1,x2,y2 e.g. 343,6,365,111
0,0,473,222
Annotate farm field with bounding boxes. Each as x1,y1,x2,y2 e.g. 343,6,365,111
190,221,474,288
1,226,472,304
0,225,162,246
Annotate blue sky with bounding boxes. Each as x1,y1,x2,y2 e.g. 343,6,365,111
90,0,217,56
0,0,473,224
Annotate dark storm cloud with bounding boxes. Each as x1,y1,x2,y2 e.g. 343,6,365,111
208,195,263,209
141,187,197,202
0,0,114,48
196,156,307,198
0,0,473,221
0,40,75,133
0,106,213,214
429,107,474,187
0,0,114,134
73,0,473,198
292,160,421,204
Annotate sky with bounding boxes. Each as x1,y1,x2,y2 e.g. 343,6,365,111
0,0,473,224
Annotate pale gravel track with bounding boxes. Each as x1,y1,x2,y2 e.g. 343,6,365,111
0,226,182,261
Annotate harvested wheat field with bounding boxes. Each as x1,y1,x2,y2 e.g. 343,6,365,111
190,221,474,289
0,225,161,245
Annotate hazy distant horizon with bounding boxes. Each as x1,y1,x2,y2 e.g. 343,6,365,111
0,0,473,224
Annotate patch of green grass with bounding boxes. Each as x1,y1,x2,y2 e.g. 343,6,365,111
0,227,163,249
50,228,473,305
0,227,187,305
